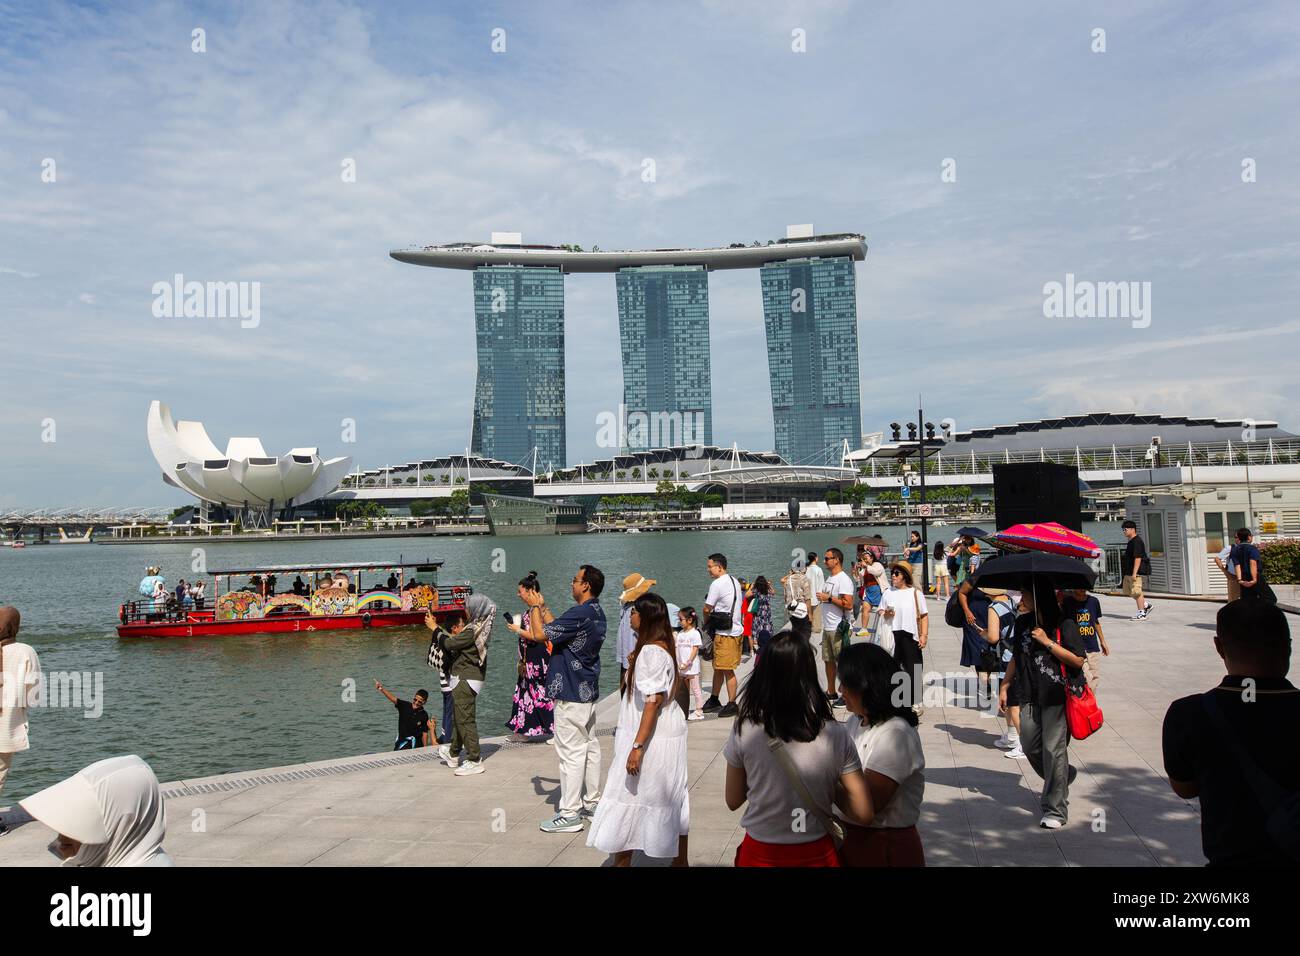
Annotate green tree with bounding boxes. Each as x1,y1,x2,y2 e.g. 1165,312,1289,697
448,489,470,516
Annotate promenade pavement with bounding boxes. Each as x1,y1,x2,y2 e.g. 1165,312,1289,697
0,592,1229,867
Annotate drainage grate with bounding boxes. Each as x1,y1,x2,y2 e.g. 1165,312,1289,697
158,729,616,800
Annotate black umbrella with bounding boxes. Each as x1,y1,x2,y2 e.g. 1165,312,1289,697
956,526,990,538
967,551,1096,592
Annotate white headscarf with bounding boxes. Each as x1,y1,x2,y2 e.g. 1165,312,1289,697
20,754,173,867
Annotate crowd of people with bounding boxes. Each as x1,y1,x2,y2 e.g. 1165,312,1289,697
3,519,1294,867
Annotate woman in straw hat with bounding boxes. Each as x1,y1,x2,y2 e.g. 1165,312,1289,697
617,572,657,693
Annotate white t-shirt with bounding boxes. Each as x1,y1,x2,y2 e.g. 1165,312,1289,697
675,628,703,676
805,563,825,607
881,586,927,637
0,642,41,752
866,561,887,593
723,719,861,843
705,574,745,636
820,571,855,632
838,715,926,828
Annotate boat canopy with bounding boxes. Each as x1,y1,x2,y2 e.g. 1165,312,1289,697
209,560,444,576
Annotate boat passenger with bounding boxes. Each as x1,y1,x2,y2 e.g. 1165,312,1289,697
292,576,306,596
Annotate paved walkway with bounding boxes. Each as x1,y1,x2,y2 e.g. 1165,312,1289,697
0,593,1223,866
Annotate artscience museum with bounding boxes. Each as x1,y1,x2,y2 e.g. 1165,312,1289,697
146,401,353,526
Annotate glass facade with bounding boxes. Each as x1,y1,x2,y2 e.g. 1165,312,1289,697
760,256,862,464
470,266,566,469
615,265,712,452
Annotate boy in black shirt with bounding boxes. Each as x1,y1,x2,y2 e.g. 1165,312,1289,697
1061,589,1109,693
1162,600,1299,866
374,682,433,750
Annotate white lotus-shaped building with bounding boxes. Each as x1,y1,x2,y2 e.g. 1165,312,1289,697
148,401,352,511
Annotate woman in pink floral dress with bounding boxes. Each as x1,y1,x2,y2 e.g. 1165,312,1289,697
505,572,554,737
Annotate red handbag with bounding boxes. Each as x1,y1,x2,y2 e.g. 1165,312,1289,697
1056,628,1104,739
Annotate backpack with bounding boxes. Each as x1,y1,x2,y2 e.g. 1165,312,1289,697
990,598,1017,663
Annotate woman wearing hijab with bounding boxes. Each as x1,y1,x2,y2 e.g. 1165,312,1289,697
0,607,40,811
19,754,173,866
435,593,496,776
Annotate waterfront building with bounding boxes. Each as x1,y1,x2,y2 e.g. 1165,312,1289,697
146,400,352,527
470,265,566,468
759,255,863,465
481,492,586,536
614,265,712,452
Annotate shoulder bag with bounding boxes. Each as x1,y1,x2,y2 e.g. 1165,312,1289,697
766,735,845,849
1055,628,1103,739
701,575,739,661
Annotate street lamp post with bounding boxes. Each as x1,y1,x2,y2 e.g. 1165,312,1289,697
890,405,940,596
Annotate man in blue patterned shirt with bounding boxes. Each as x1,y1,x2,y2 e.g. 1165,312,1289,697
521,564,607,833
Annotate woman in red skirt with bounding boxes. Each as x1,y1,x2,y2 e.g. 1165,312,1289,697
723,633,873,866
834,643,927,866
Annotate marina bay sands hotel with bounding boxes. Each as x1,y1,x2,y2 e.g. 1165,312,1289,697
390,226,867,470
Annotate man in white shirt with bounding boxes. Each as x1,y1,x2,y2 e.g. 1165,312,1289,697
816,548,856,706
702,553,746,717
805,550,826,634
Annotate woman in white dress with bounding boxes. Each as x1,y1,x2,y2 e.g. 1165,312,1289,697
587,592,690,866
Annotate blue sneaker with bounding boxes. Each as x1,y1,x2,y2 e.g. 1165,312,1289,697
539,813,584,833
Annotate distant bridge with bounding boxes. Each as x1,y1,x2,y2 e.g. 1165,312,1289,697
2,508,172,542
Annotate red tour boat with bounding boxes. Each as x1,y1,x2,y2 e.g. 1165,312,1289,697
116,560,470,639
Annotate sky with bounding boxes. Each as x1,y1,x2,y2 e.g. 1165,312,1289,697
2,0,1298,509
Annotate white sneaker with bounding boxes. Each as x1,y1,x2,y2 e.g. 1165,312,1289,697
687,710,705,721
453,759,485,776
1039,815,1064,829
1004,745,1026,759
437,744,459,768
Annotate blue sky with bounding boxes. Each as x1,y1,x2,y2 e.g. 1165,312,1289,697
2,0,1298,508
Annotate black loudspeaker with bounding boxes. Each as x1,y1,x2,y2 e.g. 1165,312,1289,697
993,462,1082,531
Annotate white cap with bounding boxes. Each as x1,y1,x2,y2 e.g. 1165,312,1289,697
20,770,110,844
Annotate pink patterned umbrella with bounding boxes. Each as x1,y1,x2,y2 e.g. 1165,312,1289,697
991,522,1100,559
